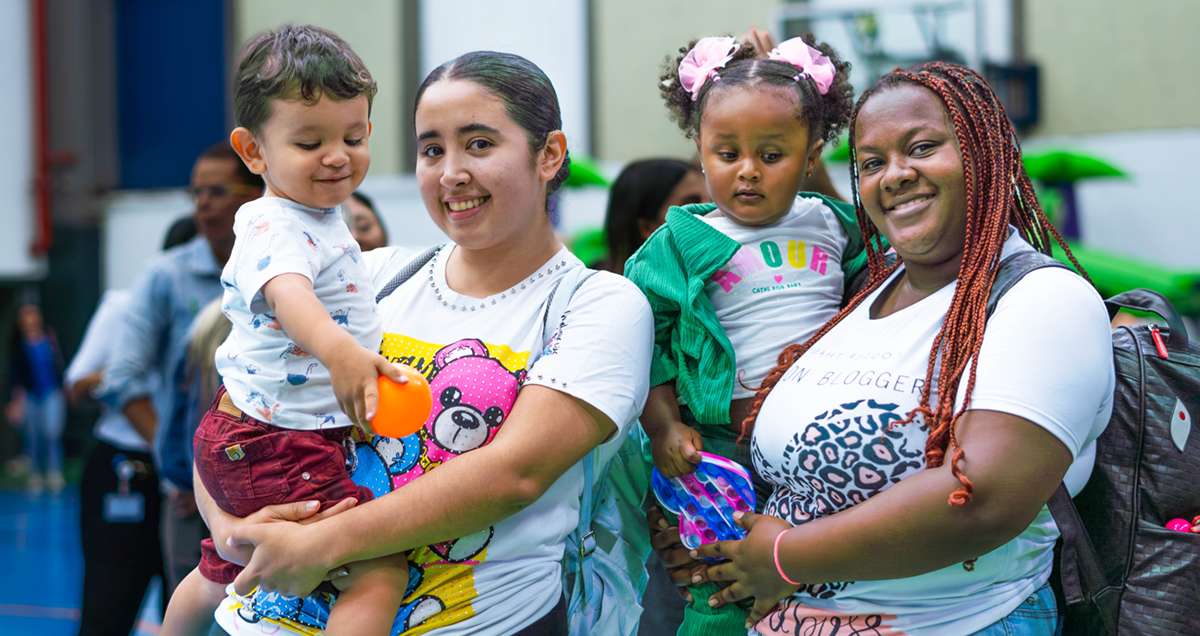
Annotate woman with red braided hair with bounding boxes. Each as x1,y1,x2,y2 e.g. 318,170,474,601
682,62,1115,635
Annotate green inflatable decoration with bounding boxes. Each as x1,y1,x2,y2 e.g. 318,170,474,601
564,154,609,188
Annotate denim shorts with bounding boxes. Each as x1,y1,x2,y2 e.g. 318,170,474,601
969,583,1062,636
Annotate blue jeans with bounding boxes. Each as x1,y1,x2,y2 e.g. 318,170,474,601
22,389,65,475
969,583,1063,636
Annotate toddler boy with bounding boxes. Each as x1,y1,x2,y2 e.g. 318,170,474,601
160,23,409,636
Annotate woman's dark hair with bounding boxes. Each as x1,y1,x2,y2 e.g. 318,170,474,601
415,51,570,208
660,34,853,146
605,159,698,274
234,23,377,134
349,190,388,243
741,62,1088,510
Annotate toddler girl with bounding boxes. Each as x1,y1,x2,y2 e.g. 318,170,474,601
625,33,871,635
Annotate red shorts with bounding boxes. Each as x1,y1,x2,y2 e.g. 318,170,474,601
194,386,373,584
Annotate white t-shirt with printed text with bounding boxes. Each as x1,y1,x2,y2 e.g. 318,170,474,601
215,197,382,430
215,244,654,636
701,196,848,399
750,234,1114,636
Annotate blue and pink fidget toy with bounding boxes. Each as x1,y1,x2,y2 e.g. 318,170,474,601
651,452,756,556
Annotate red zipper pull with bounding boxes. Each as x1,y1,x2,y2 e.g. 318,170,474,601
1150,325,1169,359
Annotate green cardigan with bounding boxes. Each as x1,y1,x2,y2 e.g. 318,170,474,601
624,193,873,426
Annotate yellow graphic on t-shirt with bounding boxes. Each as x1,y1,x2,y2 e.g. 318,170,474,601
381,332,529,634
380,332,530,380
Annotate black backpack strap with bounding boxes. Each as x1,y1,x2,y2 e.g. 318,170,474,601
985,250,1073,318
1047,485,1108,604
1048,484,1118,635
375,245,444,304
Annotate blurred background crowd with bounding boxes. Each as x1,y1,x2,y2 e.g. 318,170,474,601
0,0,1196,634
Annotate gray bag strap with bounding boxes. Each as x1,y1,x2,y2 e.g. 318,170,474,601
526,264,609,609
375,244,444,303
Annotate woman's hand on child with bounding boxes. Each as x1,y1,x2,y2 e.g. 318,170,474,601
649,420,705,478
690,511,799,628
228,501,357,598
329,348,408,429
215,497,358,567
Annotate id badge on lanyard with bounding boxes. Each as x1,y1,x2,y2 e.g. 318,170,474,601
103,458,145,523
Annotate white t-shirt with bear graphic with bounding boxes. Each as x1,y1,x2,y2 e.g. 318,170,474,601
749,233,1114,636
215,244,653,636
215,197,382,430
701,196,848,399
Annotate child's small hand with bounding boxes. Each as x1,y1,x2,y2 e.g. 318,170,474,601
650,421,705,479
327,347,408,430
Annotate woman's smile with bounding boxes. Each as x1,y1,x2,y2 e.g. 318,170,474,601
446,196,489,213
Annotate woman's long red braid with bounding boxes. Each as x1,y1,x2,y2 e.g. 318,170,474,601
740,62,1089,507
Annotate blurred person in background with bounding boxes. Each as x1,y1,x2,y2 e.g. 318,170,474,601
7,301,67,496
344,190,389,251
101,141,262,601
67,214,217,635
602,159,708,275
162,215,198,251
160,298,230,511
67,290,165,636
599,157,708,635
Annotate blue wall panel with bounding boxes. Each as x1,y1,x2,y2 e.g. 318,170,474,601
117,0,226,189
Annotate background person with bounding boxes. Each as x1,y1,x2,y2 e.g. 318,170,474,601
101,141,262,601
345,190,389,251
196,50,654,636
67,290,165,636
601,156,709,636
689,62,1114,636
602,158,708,275
7,302,67,496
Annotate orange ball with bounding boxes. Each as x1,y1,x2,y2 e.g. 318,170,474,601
372,365,432,438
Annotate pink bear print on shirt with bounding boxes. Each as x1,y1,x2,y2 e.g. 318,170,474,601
391,338,526,489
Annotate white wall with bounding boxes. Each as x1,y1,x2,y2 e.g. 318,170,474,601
0,0,46,280
235,0,407,174
102,190,192,290
419,0,590,155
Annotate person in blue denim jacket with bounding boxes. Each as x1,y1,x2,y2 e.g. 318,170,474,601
100,142,261,599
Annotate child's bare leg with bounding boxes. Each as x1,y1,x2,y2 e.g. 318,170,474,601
325,552,410,636
161,567,230,636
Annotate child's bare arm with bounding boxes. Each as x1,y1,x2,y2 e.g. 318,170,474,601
325,552,409,636
262,273,404,428
641,383,704,478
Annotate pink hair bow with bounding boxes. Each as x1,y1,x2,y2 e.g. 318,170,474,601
768,38,835,95
678,36,740,100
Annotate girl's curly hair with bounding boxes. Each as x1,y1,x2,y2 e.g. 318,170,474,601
659,33,853,146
